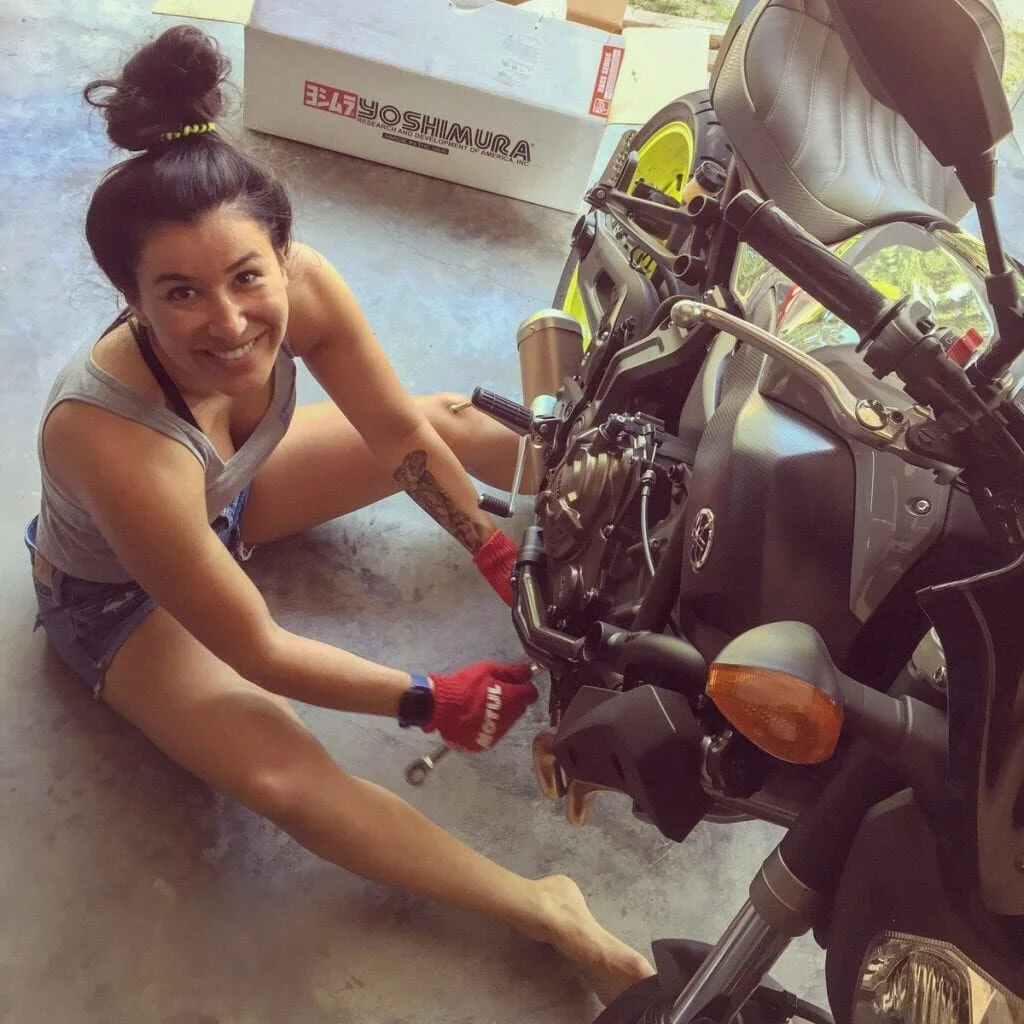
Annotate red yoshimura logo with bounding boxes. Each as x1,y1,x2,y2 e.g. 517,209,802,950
303,80,533,165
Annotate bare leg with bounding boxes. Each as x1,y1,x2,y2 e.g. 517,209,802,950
242,393,535,546
102,610,653,1004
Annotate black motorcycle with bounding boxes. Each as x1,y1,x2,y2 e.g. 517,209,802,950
471,0,1024,1020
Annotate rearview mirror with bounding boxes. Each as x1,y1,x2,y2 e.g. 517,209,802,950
825,0,1012,172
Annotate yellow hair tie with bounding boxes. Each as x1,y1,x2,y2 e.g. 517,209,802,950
159,122,217,144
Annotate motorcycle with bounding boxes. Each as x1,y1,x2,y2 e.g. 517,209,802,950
469,0,1024,1020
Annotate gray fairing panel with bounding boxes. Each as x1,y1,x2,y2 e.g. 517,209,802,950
676,344,861,664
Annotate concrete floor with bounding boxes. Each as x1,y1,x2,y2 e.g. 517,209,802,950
0,3,852,1023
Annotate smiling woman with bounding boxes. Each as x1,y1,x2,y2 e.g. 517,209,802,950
117,212,290,400
23,23,654,1008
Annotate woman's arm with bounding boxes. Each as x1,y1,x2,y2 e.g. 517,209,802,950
285,245,498,554
43,401,414,711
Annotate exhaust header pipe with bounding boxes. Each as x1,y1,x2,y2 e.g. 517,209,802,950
583,621,706,692
513,527,707,691
512,527,583,664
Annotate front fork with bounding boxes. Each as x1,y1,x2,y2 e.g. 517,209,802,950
652,730,902,1023
658,847,822,1023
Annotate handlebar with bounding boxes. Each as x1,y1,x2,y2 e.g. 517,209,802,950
724,191,896,338
722,191,1024,550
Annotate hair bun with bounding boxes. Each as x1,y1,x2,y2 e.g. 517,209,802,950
85,26,230,153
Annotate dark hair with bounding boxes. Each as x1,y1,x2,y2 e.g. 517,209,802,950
83,25,291,300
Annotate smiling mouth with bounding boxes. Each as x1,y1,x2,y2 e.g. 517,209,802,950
207,335,260,362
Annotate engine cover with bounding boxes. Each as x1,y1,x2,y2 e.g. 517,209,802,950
537,446,640,563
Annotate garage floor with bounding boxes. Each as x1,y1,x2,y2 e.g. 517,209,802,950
0,3,886,1022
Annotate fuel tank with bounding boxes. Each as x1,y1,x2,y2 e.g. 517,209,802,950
676,221,1006,667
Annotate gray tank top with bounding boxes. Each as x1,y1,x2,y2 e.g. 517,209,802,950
34,336,297,583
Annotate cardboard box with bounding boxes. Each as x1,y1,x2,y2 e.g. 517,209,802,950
610,25,713,124
568,0,628,33
243,0,624,212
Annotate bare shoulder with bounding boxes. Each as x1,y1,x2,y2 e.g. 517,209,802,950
90,319,166,403
43,394,199,513
284,242,364,358
42,316,204,516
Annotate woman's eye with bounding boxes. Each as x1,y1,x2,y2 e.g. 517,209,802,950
167,286,195,301
236,270,261,286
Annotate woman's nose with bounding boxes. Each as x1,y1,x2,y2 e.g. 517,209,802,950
206,295,247,340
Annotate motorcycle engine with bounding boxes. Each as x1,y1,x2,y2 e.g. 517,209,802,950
535,410,685,638
515,306,699,714
541,447,636,611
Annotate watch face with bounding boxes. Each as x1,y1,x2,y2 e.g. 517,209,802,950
399,686,434,727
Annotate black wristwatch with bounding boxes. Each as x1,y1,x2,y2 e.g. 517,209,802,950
398,673,435,728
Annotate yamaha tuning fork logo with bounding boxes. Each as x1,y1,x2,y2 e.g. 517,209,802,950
303,80,534,165
689,508,716,572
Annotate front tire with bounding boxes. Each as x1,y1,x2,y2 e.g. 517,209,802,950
595,972,776,1024
593,939,778,1024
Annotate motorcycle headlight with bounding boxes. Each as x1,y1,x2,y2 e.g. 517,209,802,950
854,932,1024,1024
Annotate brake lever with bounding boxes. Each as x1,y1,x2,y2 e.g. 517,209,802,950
671,300,950,473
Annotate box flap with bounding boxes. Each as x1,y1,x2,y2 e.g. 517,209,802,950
567,0,627,34
248,0,620,117
249,0,444,74
152,0,254,23
608,24,711,125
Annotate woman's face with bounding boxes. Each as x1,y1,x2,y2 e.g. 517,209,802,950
131,203,290,398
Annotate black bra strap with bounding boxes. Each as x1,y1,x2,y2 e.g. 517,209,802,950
129,319,201,431
102,308,133,338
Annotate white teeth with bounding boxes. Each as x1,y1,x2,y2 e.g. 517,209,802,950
209,338,256,362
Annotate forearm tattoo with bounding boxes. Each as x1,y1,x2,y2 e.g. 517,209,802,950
393,450,487,553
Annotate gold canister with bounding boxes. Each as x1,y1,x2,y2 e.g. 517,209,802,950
516,308,585,410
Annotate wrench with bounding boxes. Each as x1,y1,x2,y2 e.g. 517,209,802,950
404,742,451,786
402,664,544,786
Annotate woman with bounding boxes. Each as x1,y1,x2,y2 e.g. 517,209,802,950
25,23,653,1006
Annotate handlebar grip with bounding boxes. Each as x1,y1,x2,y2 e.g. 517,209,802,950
724,192,892,337
471,387,533,433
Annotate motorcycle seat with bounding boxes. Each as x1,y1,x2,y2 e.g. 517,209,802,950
710,0,1005,245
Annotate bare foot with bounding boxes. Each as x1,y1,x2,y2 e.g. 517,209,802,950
523,875,656,1006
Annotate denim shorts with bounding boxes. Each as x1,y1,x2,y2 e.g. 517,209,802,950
26,486,253,699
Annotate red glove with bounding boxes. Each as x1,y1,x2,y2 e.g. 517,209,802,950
424,661,537,752
473,530,518,606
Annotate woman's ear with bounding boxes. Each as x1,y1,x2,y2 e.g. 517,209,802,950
124,290,149,325
128,301,151,329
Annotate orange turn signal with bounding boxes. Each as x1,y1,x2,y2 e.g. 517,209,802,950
706,664,844,765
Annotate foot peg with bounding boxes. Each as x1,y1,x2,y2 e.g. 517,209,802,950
478,433,528,519
472,387,533,433
479,494,515,518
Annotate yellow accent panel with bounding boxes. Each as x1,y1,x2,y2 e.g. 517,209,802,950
563,264,593,351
